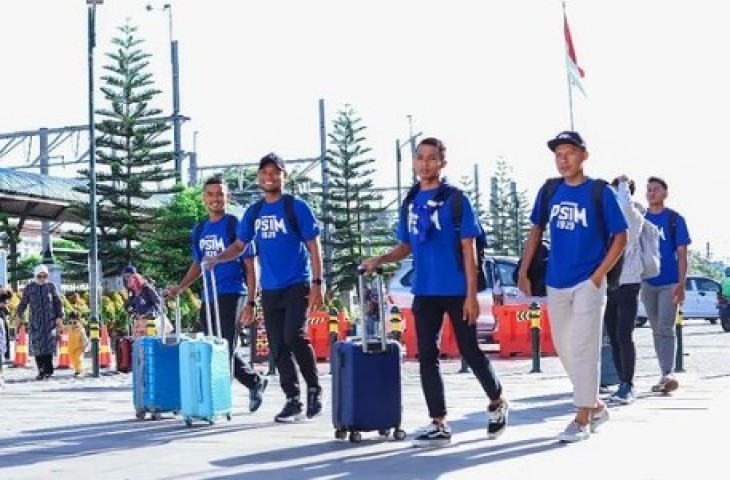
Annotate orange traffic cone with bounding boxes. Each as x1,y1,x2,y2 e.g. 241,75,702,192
99,325,111,369
56,332,70,369
13,325,28,368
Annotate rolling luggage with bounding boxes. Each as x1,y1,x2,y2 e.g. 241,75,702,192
132,294,183,420
179,267,233,426
116,319,134,373
331,268,406,443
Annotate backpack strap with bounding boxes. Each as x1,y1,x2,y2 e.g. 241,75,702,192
192,220,205,256
282,194,303,242
538,177,563,230
399,183,421,223
591,178,610,246
247,199,265,240
225,213,238,244
665,207,679,246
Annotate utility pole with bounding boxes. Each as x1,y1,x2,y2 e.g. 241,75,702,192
86,0,102,378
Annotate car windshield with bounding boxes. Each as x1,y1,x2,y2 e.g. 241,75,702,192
494,260,517,287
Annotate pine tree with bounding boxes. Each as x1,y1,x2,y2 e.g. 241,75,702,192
486,158,531,256
69,21,179,278
322,105,391,294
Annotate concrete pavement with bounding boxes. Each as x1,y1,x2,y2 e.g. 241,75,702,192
1,329,729,480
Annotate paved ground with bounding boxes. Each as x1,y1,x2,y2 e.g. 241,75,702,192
1,324,729,480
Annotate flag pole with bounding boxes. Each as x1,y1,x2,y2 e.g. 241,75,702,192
563,1,575,130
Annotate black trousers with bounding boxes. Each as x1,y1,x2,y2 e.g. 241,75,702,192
35,354,54,376
413,295,503,419
603,283,641,386
200,293,261,390
261,283,319,400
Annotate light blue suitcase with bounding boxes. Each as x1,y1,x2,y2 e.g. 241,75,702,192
179,268,233,426
132,294,183,420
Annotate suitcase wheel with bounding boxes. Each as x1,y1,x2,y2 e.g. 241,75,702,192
135,410,146,421
334,429,347,441
184,418,193,427
378,429,390,438
208,419,215,426
151,412,162,421
226,413,232,421
393,429,406,441
348,431,362,443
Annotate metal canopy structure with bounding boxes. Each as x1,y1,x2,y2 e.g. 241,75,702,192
0,167,87,223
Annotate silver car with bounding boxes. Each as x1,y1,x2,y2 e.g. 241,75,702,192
386,255,527,343
636,275,721,326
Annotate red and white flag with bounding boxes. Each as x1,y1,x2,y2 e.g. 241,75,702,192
563,9,586,96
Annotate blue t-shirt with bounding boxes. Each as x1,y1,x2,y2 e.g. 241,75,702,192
530,178,628,289
396,188,480,296
644,209,691,286
192,214,247,300
239,196,320,290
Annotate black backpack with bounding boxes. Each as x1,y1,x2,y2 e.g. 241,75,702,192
513,178,623,295
247,194,303,242
401,182,489,291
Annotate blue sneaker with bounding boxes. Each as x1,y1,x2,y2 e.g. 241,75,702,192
610,383,635,405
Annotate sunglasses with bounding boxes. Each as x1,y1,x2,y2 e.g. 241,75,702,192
37,273,48,278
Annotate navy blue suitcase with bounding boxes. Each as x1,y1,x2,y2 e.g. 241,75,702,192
331,269,406,443
600,334,620,387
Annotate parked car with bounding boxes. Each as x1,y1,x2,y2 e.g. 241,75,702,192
636,275,721,327
386,255,529,343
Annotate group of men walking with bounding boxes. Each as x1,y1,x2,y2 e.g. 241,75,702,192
165,130,689,447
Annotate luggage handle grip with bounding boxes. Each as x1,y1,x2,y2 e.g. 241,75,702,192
357,264,388,354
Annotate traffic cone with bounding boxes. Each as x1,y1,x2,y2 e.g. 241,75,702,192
13,325,28,368
56,332,70,369
99,325,111,369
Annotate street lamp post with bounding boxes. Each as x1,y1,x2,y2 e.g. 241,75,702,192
395,128,422,208
148,3,183,184
86,0,102,378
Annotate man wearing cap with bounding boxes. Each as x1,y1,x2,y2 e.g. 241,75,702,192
14,265,64,380
206,153,325,423
517,131,627,443
168,175,268,413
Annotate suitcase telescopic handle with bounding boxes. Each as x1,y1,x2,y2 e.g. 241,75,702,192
201,263,223,340
357,265,387,353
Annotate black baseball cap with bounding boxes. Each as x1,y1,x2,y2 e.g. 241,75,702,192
547,131,586,152
258,153,286,172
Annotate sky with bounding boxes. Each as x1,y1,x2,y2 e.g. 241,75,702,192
0,0,726,259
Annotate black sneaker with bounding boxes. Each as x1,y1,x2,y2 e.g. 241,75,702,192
306,385,323,419
487,400,509,439
274,398,304,423
249,377,268,413
411,422,452,448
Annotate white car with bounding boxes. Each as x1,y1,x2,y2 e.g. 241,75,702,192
636,275,721,326
386,256,528,343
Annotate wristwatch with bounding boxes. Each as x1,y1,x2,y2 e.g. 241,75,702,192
311,278,323,286
247,300,256,308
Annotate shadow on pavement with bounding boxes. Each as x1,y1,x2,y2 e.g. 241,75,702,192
0,417,271,469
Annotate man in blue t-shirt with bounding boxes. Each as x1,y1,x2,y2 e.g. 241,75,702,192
207,153,325,423
361,137,509,448
641,176,691,394
168,176,268,413
517,131,627,443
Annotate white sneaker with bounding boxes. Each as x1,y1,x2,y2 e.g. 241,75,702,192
651,375,679,393
557,420,590,443
590,406,610,432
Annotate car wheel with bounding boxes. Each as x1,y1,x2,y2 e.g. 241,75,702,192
635,316,648,327
721,317,730,333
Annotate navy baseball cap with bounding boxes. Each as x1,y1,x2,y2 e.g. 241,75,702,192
122,264,137,275
547,131,586,152
258,153,286,172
